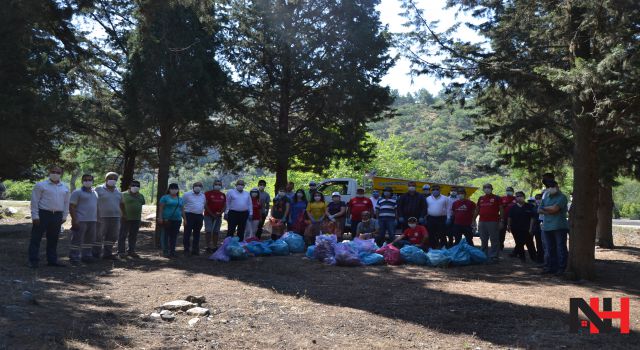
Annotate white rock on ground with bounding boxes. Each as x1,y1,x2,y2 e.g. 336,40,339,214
159,310,175,321
161,300,196,311
150,312,162,319
188,318,200,327
186,307,210,316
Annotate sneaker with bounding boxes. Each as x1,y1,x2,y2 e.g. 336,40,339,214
128,252,141,259
47,261,67,267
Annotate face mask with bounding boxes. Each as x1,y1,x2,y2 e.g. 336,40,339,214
450,192,457,197
457,194,465,200
236,185,244,191
373,194,379,198
310,186,316,190
251,192,258,198
49,173,61,182
278,191,285,197
106,179,117,187
193,186,202,193
258,186,265,191
82,181,93,188
432,190,440,196
483,188,492,194
408,223,417,228
297,193,304,198
549,187,558,195
314,196,322,201
516,197,525,203
213,185,221,191
383,191,391,197
169,189,178,195
356,194,364,198
362,218,370,223
408,186,416,192
506,191,514,196
130,186,139,193
332,197,340,202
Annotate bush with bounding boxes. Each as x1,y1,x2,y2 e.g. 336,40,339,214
4,180,34,200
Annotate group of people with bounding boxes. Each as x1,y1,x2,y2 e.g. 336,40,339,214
28,166,569,276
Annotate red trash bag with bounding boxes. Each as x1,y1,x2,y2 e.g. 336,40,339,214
376,244,402,265
290,212,308,234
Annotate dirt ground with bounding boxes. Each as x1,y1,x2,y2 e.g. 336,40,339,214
0,201,639,349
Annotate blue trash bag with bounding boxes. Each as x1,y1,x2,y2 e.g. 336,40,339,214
245,241,272,256
400,245,429,265
334,242,361,266
269,239,290,256
282,232,305,253
209,236,234,262
352,238,378,254
314,234,337,262
426,249,451,267
458,237,487,264
359,252,384,265
445,243,471,266
225,237,249,260
306,245,316,258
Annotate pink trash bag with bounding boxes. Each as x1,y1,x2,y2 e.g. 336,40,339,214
376,244,403,265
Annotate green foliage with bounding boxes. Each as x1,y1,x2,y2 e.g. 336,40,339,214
613,178,640,219
4,180,35,201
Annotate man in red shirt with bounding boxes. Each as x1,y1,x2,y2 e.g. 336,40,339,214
474,183,503,261
392,217,428,249
347,187,373,239
204,180,226,252
499,186,516,251
451,187,477,246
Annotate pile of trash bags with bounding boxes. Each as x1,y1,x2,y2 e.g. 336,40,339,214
209,232,306,262
305,236,488,268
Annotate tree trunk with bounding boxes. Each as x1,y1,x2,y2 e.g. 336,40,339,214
568,116,599,280
275,157,288,193
596,183,614,248
274,29,292,193
69,170,81,192
154,137,172,248
120,148,137,192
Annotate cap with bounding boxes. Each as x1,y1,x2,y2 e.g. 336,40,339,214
357,187,365,192
309,181,317,186
250,187,259,192
331,192,341,197
528,197,536,201
506,186,514,191
422,184,430,190
408,217,418,223
105,171,119,179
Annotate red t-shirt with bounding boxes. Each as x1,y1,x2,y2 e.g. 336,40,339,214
348,197,374,221
452,199,477,226
500,195,516,221
477,194,501,222
205,191,226,216
251,198,262,220
403,225,428,245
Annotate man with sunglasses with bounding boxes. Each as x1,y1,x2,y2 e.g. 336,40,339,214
28,165,69,268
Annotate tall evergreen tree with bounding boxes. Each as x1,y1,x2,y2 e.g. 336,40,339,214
400,0,640,280
219,0,394,191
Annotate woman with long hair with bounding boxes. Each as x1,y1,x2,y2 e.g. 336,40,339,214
158,183,185,258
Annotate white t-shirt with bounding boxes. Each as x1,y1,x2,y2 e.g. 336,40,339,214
183,191,206,214
426,195,449,217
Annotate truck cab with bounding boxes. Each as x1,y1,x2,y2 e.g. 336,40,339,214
317,178,359,203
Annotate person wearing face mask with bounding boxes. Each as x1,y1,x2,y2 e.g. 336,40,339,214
68,174,98,265
304,181,319,202
474,183,503,262
158,183,185,258
270,187,291,239
426,184,450,249
244,188,263,240
392,217,428,249
538,180,569,276
347,187,374,240
225,180,252,241
530,193,545,263
451,188,477,246
204,180,226,252
507,191,538,262
305,192,327,244
375,187,397,246
326,192,347,239
182,182,206,255
284,181,296,201
28,165,70,268
288,189,309,234
355,211,379,240
255,180,271,239
499,186,517,252
118,180,146,258
94,172,123,260
397,181,427,230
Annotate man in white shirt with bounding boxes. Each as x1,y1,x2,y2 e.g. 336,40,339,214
182,181,206,255
369,190,380,217
225,179,252,241
425,184,450,249
94,172,122,260
28,165,70,268
69,174,99,265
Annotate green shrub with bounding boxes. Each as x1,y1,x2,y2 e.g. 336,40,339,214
4,180,35,200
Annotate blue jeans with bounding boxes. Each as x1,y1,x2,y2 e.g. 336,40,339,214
162,220,181,255
377,217,396,245
542,229,568,273
184,213,203,253
28,210,63,263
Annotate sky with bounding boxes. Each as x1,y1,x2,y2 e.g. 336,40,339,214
377,0,481,95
